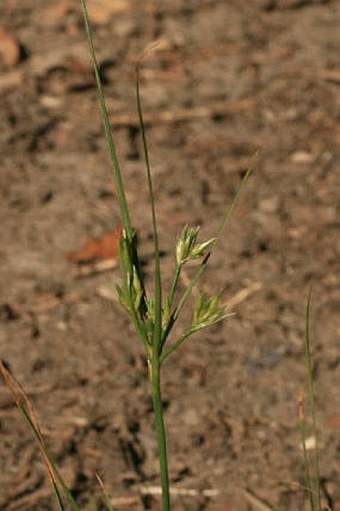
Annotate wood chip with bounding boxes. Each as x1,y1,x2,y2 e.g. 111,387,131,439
0,27,21,67
107,98,256,128
74,258,118,277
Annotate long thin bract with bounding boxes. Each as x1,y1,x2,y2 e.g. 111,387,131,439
136,64,163,352
80,0,133,239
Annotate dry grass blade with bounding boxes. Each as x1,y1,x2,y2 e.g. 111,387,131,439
106,98,256,128
95,473,115,511
0,361,65,510
0,361,81,511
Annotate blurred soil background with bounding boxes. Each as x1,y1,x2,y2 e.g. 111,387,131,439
0,0,339,510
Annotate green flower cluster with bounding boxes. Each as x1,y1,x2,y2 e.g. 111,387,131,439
115,224,228,361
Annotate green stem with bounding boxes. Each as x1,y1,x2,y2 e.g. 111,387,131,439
298,399,315,511
168,265,181,311
305,290,321,511
80,0,133,239
159,265,182,350
136,65,163,351
160,328,194,364
173,260,207,323
214,161,255,243
150,357,170,511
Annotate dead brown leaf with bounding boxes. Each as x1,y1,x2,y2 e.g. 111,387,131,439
328,415,340,428
66,225,123,264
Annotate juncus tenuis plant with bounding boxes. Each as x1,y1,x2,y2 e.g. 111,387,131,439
80,2,255,510
0,3,255,509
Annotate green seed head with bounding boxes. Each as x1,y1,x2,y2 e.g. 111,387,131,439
176,225,215,266
192,291,229,330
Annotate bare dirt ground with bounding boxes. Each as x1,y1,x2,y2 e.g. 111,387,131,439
0,1,339,510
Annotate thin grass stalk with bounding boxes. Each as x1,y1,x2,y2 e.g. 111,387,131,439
160,327,194,363
214,162,255,243
0,362,82,511
80,0,133,239
136,61,170,509
167,265,181,313
136,64,163,352
298,396,315,511
18,405,66,511
53,463,83,511
305,290,322,511
159,260,206,354
96,473,115,511
19,403,82,511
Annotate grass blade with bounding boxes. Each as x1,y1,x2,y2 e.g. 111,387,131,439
136,61,163,353
0,362,82,511
305,289,322,511
214,155,256,244
17,404,66,511
80,0,133,239
96,473,115,511
298,395,315,511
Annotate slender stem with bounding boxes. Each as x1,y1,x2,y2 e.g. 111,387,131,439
159,265,182,349
136,65,163,351
168,265,181,311
160,328,194,364
80,0,133,239
305,290,322,511
150,356,170,511
173,260,207,323
161,311,229,364
298,397,315,511
214,160,255,243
